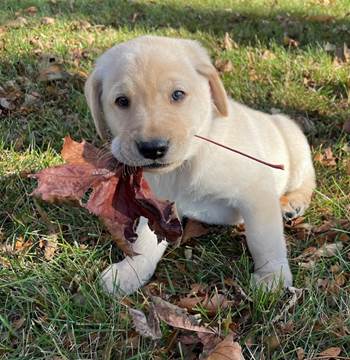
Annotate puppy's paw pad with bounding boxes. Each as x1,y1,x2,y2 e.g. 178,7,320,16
280,193,309,221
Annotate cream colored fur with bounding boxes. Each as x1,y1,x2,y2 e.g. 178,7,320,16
85,36,316,295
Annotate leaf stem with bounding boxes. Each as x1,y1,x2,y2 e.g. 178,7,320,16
194,134,285,170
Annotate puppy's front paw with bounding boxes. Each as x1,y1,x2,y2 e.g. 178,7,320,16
252,261,292,290
100,257,156,296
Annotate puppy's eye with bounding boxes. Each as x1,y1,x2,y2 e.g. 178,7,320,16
171,90,186,102
115,96,130,108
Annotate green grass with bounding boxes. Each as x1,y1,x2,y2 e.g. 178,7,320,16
0,0,349,359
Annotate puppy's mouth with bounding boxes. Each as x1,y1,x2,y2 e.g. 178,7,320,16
142,162,172,169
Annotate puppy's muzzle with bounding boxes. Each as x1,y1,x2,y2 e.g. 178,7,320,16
136,139,169,160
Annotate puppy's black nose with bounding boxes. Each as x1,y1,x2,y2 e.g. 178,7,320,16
136,139,169,160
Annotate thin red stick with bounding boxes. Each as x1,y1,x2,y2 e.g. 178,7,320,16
194,134,284,170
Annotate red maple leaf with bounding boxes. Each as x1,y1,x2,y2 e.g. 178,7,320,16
30,136,182,255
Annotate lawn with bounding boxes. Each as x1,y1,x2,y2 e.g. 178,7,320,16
0,0,349,359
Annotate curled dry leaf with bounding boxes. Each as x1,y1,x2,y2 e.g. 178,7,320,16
129,306,161,340
223,32,238,50
215,59,233,73
207,333,245,360
42,234,58,260
178,291,232,316
314,147,337,166
41,17,55,25
181,218,210,244
30,137,182,256
151,296,215,334
318,347,341,359
38,64,70,82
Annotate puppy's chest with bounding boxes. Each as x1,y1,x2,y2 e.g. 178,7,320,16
145,172,239,225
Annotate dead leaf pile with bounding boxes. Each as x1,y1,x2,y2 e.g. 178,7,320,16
30,136,183,255
129,296,245,360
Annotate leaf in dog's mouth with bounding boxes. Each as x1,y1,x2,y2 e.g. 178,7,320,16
30,136,183,256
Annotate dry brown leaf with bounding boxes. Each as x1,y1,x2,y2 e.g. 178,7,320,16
306,15,335,22
0,256,10,268
25,6,38,15
43,234,58,260
318,347,341,358
215,59,233,73
272,287,303,323
0,97,15,110
38,64,70,82
181,219,210,244
223,32,238,50
314,147,337,166
315,242,343,257
343,119,350,134
334,43,350,64
129,306,161,340
12,317,26,330
261,50,276,60
41,17,55,25
264,334,280,352
207,334,244,360
283,34,299,47
6,17,27,28
296,347,305,360
151,296,216,334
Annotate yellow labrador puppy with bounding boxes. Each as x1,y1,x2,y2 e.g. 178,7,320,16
85,36,315,295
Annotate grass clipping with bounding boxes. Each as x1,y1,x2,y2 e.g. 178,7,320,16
30,136,183,256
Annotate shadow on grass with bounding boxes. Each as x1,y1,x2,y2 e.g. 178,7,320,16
2,0,350,46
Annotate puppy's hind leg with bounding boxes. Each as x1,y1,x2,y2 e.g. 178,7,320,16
281,166,316,221
100,217,168,296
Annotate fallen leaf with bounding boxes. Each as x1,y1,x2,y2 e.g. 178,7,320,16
306,15,335,22
25,6,38,15
151,296,215,334
315,242,343,257
0,97,15,110
264,334,280,352
314,147,337,166
272,287,303,323
12,317,26,330
41,17,55,25
215,59,233,73
223,32,238,50
30,137,182,255
207,334,244,360
261,49,276,60
38,64,70,82
283,34,299,47
342,119,350,134
129,306,161,340
42,234,58,260
334,43,350,64
181,219,210,243
6,17,27,28
318,347,341,358
296,347,305,360
324,42,336,52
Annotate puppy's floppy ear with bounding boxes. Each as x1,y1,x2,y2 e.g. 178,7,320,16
84,68,108,139
184,40,229,117
196,63,229,117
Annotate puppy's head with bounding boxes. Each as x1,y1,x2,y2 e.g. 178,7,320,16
85,36,228,172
